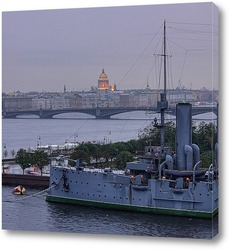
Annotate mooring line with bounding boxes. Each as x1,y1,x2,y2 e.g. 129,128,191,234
3,185,55,203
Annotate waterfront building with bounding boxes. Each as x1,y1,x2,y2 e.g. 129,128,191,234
66,93,83,108
2,94,33,112
80,92,99,108
167,89,197,104
119,94,131,107
32,97,51,110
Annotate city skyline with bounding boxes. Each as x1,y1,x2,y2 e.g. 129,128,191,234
2,3,218,93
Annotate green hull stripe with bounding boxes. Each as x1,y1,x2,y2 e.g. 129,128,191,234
46,195,218,219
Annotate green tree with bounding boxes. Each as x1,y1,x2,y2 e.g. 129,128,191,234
139,121,176,150
31,150,50,175
70,149,90,165
84,143,101,166
193,122,217,152
114,151,134,170
99,143,118,167
15,149,31,174
200,150,214,169
193,122,217,168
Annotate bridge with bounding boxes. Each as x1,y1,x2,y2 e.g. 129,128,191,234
2,105,218,119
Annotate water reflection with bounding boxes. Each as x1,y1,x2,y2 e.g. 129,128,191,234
46,201,218,238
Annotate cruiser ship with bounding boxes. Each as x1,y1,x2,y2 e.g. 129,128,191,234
46,21,218,218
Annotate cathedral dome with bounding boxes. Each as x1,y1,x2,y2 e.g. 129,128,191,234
98,69,110,90
99,69,108,80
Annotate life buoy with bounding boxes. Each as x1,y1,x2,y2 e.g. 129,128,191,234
12,185,26,195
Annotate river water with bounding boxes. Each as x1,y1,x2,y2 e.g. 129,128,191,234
2,186,218,238
2,111,216,153
2,111,218,238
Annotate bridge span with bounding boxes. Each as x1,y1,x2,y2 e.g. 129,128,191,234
2,106,218,119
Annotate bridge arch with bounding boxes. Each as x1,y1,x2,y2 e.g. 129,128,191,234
52,112,95,119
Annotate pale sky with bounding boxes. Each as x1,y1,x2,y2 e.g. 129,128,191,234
2,2,218,93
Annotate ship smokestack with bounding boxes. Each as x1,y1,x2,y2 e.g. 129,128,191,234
176,103,192,171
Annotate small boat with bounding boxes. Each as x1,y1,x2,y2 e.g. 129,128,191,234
12,185,26,195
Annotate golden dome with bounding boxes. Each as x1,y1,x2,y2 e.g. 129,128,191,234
99,69,108,79
98,69,110,90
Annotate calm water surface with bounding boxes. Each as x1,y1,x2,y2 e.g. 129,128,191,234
2,186,218,238
2,111,216,153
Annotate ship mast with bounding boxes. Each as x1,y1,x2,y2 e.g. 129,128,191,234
163,19,167,98
154,20,168,155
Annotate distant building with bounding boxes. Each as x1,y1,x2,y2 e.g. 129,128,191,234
32,97,51,109
110,83,117,92
98,69,110,90
119,94,131,107
97,69,118,92
2,95,33,111
66,93,83,108
167,89,197,104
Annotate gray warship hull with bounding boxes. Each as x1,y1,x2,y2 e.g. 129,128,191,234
46,166,218,218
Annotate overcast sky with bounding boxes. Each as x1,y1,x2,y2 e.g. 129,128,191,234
2,2,218,93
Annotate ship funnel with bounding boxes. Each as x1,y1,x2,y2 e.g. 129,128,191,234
176,103,192,171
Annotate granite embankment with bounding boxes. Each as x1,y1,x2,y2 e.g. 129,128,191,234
2,173,49,188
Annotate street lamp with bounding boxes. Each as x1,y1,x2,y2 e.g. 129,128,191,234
3,143,7,159
74,132,78,144
37,136,41,148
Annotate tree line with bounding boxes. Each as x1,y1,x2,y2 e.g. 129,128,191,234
14,121,217,174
